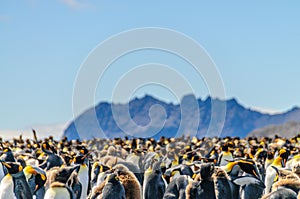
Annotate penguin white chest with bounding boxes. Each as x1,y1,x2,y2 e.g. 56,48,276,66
0,175,17,199
78,165,89,199
96,172,107,187
264,166,277,194
44,187,70,199
219,153,233,167
0,165,5,182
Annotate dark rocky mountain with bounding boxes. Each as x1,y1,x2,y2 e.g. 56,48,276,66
64,95,300,140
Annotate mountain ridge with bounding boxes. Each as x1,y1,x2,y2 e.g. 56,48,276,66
64,95,300,140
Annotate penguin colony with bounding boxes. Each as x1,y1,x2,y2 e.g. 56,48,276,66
1,133,300,199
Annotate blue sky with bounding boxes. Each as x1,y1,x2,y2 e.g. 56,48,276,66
1,1,300,138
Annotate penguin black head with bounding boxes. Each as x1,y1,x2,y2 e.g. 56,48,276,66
55,165,79,183
237,160,260,178
279,149,289,167
2,147,12,153
221,145,228,152
24,165,47,193
42,141,51,151
279,149,289,158
200,163,214,179
107,173,119,184
1,161,22,174
60,153,73,166
73,155,87,165
267,151,274,160
17,157,27,168
256,149,268,160
34,172,47,194
76,145,89,155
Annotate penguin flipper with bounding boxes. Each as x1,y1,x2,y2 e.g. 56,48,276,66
217,154,223,166
72,181,82,199
232,176,265,188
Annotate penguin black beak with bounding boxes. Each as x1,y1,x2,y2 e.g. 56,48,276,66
281,158,287,167
1,162,11,169
251,169,260,179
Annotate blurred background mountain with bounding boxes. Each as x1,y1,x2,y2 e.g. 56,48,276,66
64,95,300,140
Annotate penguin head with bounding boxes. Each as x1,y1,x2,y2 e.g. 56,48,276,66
76,145,89,155
279,149,289,166
106,173,119,184
221,144,229,152
34,172,47,194
256,149,267,160
1,161,22,174
17,157,27,168
42,141,51,151
95,162,111,173
237,160,260,178
2,147,12,153
227,142,234,153
60,152,73,166
152,159,163,172
24,166,47,193
55,165,79,183
200,163,214,179
73,155,87,165
267,151,274,160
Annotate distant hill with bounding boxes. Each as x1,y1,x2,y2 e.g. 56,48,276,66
64,95,300,140
248,121,300,138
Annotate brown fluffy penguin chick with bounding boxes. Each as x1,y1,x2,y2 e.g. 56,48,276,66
276,167,299,181
45,167,60,190
293,163,300,178
113,164,142,199
261,175,300,199
100,156,124,167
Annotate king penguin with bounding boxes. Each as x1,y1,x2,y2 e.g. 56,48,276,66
0,161,32,199
0,148,16,162
44,166,80,199
73,155,89,199
39,141,63,170
23,165,47,199
102,173,126,199
264,149,288,194
217,145,233,167
143,160,167,199
163,175,191,199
